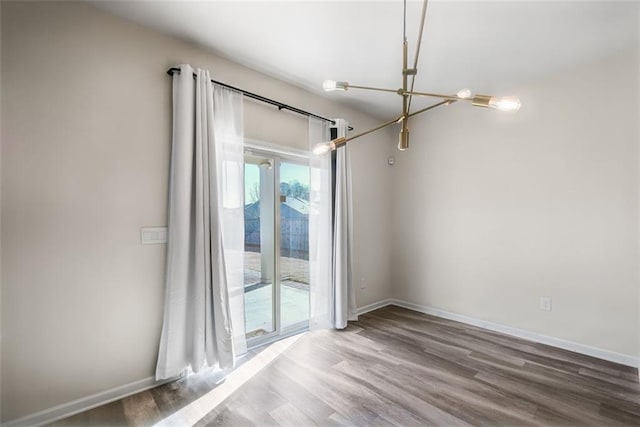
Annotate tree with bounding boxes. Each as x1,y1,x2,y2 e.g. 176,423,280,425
248,182,259,203
280,180,309,200
280,182,290,198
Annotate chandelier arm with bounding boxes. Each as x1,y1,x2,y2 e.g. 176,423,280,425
332,100,451,149
407,0,429,114
315,99,454,155
333,116,402,146
403,90,472,102
407,99,454,118
347,84,399,94
337,100,451,145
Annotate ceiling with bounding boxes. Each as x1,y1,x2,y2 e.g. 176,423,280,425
90,1,639,119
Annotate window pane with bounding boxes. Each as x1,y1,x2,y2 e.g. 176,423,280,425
279,161,310,329
244,162,274,338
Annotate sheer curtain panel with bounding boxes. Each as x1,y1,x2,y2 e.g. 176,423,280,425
156,64,246,380
308,117,333,330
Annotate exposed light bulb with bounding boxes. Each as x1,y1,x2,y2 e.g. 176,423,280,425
322,80,336,91
488,96,521,112
456,88,472,99
322,80,348,92
312,141,336,156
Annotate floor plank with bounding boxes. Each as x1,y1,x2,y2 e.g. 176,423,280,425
51,305,640,426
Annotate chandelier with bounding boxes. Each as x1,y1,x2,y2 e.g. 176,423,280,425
313,0,521,155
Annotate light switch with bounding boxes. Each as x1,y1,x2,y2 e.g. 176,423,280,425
141,227,168,244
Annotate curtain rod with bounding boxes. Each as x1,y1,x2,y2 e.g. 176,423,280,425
166,67,353,131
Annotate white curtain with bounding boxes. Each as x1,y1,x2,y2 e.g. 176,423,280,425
156,64,246,380
333,119,358,328
308,117,333,330
308,117,357,330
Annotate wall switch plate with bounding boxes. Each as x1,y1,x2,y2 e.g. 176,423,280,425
360,278,367,289
141,227,168,244
539,296,552,311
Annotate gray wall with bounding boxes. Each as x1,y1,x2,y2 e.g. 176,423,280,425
0,1,394,421
391,51,640,358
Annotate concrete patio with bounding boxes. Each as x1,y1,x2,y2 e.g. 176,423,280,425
243,251,309,337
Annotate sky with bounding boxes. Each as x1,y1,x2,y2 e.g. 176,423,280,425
245,161,309,204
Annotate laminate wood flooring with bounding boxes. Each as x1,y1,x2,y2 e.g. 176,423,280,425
53,305,640,426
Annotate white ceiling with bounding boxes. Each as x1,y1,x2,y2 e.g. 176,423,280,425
90,1,639,119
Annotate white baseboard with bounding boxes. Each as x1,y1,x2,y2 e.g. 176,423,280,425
387,299,639,368
4,375,181,427
356,298,395,315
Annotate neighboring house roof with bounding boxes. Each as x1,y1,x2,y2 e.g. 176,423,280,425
244,201,260,219
282,197,309,215
244,197,309,219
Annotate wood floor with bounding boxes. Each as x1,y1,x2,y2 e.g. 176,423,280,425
53,305,640,426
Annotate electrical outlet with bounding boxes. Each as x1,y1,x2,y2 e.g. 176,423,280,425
539,296,552,312
360,278,367,289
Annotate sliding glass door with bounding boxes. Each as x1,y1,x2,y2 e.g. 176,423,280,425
243,150,310,345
